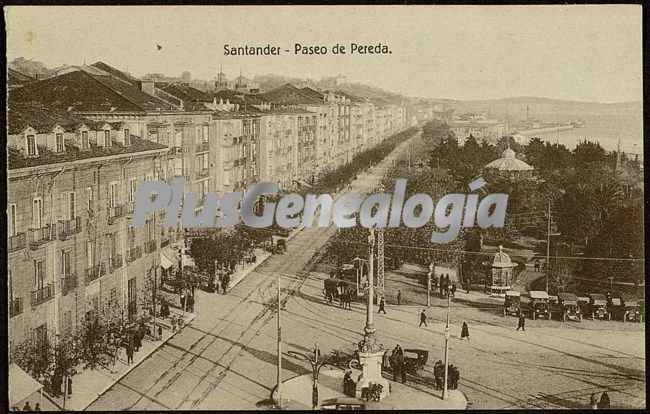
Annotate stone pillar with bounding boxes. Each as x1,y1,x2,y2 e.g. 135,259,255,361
355,349,390,399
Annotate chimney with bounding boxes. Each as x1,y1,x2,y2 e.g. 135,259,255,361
141,80,156,96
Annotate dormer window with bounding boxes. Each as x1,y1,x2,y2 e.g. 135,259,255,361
56,133,65,153
27,135,37,156
124,129,131,146
81,131,89,150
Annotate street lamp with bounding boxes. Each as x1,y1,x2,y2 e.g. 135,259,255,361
353,257,369,294
442,282,452,400
288,343,330,410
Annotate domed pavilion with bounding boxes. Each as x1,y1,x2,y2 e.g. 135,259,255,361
484,147,534,180
483,245,518,297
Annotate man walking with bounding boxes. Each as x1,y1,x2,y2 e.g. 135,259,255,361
419,309,428,327
397,290,402,306
378,297,387,314
126,342,134,365
516,312,526,331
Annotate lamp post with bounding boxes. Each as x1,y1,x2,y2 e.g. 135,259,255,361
276,275,283,409
288,343,329,410
442,282,451,400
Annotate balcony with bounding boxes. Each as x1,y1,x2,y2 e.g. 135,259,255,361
144,240,157,254
30,285,54,307
85,264,106,284
160,238,170,248
61,275,78,295
126,246,143,262
196,142,210,153
8,233,27,253
59,217,81,238
29,225,56,249
109,254,123,272
195,169,210,180
125,201,135,215
169,146,182,156
108,205,127,224
9,298,23,317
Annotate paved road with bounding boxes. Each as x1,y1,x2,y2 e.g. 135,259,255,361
87,130,420,410
88,128,645,410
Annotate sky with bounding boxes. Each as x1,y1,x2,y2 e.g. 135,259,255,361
5,5,643,103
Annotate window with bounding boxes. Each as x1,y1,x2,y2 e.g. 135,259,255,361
202,154,209,170
128,179,137,202
61,250,72,277
56,133,64,152
146,220,155,242
81,131,89,149
8,204,17,236
35,260,45,289
108,183,118,208
104,130,111,147
85,187,93,212
66,192,76,220
124,129,131,146
202,125,209,142
32,198,44,229
110,287,117,305
27,135,36,156
86,241,94,269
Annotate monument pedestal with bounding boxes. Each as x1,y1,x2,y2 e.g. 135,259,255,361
355,350,390,400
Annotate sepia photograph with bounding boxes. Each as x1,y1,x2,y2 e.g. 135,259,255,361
4,4,644,411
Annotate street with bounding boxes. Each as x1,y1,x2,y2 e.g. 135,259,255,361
87,131,645,410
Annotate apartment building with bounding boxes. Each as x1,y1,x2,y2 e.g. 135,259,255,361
7,102,174,355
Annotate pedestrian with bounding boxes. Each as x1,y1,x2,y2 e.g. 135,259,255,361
382,349,390,371
22,402,31,411
171,315,178,332
378,297,386,314
221,278,228,295
419,309,428,327
534,259,540,272
397,290,402,306
34,403,41,412
157,325,163,339
451,283,457,298
133,330,142,352
126,343,134,365
447,365,455,389
187,295,195,313
516,312,526,331
461,321,470,340
434,360,444,390
67,376,73,395
180,291,186,311
452,366,460,389
597,391,610,409
394,344,403,356
465,278,470,294
400,356,407,384
590,393,599,409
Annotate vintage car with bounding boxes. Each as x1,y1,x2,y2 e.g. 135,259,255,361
547,295,559,319
557,292,582,322
402,349,429,375
321,397,366,410
577,295,591,317
608,294,624,321
588,293,610,320
521,291,551,319
503,290,521,316
621,293,643,322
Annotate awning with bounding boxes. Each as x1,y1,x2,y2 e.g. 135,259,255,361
160,247,179,270
9,363,43,407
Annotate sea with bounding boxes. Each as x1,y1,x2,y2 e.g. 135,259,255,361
523,112,644,164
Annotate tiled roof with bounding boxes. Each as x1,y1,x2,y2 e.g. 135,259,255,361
8,68,36,86
159,82,211,102
90,61,141,87
9,135,167,170
331,89,366,103
260,83,324,106
9,68,178,112
8,101,101,134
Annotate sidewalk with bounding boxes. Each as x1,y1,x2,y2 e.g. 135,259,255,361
273,367,467,410
46,307,195,411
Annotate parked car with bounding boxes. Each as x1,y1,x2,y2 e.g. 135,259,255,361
557,292,582,322
588,293,610,320
521,291,551,319
608,294,624,321
503,290,521,316
621,293,643,322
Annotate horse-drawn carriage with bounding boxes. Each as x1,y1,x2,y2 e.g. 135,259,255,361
324,277,358,307
402,349,429,375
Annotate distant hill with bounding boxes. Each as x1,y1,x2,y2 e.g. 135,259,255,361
435,96,642,122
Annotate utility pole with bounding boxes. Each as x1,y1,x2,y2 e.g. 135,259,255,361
276,275,283,409
152,266,158,340
367,229,375,327
443,282,451,400
546,200,551,292
427,262,434,308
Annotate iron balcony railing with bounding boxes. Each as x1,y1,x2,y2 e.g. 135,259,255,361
109,254,123,272
144,240,157,254
29,224,56,248
196,142,210,153
108,205,126,223
126,246,143,262
8,233,27,252
9,298,23,317
30,285,54,307
59,217,81,238
85,264,106,284
195,169,210,180
61,275,78,295
160,238,170,248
